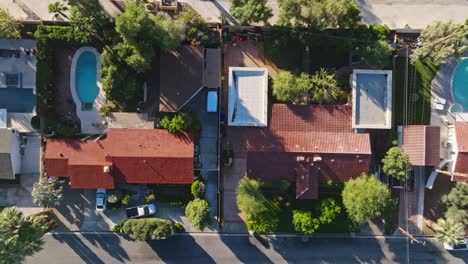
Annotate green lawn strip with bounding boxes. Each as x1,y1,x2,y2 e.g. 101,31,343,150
393,57,438,126
263,191,356,233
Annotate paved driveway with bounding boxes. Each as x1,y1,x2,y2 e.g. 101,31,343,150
183,88,220,231
80,189,127,231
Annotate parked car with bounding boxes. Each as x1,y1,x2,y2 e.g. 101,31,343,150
444,240,468,251
126,203,157,219
96,189,107,211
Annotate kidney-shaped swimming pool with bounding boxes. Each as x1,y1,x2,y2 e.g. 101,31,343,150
73,48,100,111
452,58,468,113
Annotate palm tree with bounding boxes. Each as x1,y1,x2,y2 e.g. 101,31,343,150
308,68,341,104
432,218,464,245
48,2,69,20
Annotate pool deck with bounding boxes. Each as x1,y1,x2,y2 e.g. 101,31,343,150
430,57,463,165
70,47,106,135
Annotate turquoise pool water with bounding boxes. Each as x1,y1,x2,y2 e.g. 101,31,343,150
75,51,99,111
452,58,468,113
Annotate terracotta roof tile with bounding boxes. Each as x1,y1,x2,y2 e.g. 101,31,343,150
246,104,371,154
453,123,468,182
44,129,194,189
401,125,440,166
246,104,372,199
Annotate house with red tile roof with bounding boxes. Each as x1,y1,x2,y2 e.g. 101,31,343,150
400,125,440,166
452,122,468,182
246,104,372,199
44,128,194,189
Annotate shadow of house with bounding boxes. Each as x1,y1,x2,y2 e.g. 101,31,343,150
159,46,222,113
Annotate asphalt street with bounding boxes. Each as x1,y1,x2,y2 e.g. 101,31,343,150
26,233,468,264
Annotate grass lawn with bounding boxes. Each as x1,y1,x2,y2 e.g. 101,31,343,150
263,191,357,233
264,27,349,75
393,57,438,126
291,195,358,233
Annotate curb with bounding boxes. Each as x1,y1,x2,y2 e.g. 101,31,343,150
45,231,436,240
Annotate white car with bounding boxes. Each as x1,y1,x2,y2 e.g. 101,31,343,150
96,189,107,211
444,240,468,251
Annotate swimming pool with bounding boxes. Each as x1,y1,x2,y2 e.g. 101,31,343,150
74,50,99,111
0,88,35,112
452,58,468,113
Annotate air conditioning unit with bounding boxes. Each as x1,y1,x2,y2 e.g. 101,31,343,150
103,166,111,173
313,156,322,162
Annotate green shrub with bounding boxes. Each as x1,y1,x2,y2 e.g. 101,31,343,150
121,194,132,206
292,210,320,235
247,210,280,233
279,180,291,193
191,180,205,199
185,198,211,231
31,116,40,130
107,190,122,204
145,194,156,203
160,114,187,133
317,198,342,224
122,218,176,241
99,102,118,117
112,220,127,232
173,222,185,233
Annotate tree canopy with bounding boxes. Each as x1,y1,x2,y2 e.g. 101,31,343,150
443,182,468,225
31,177,63,208
342,174,390,224
432,218,465,245
278,0,361,29
230,0,273,25
0,8,22,39
382,147,412,180
309,68,341,104
410,20,468,65
273,70,311,104
185,198,211,231
360,40,393,68
48,2,69,20
115,0,158,72
0,207,50,264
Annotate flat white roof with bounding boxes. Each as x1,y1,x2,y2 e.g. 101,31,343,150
352,69,393,129
228,67,268,127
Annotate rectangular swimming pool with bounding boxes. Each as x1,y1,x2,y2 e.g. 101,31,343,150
0,88,35,113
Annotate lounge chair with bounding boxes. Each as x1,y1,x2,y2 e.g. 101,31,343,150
434,95,447,105
433,102,444,110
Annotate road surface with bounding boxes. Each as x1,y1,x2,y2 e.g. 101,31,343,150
27,233,467,264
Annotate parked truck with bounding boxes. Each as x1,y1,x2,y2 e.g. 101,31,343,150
125,204,157,219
